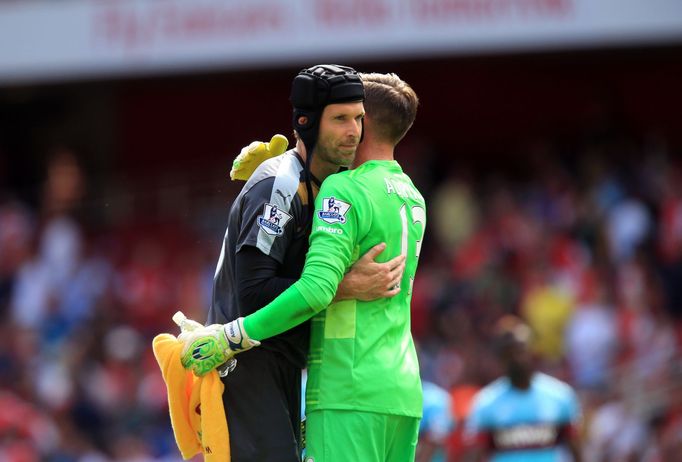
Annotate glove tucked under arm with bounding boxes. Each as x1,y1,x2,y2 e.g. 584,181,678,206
179,318,260,376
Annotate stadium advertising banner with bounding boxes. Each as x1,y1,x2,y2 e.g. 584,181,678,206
1,0,681,84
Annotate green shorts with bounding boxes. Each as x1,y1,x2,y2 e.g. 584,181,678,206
304,409,419,462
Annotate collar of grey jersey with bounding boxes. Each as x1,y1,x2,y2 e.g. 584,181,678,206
292,149,322,187
241,148,322,196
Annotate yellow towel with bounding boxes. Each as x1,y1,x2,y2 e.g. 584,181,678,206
152,333,230,461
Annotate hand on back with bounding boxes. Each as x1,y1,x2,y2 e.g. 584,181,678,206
336,243,406,301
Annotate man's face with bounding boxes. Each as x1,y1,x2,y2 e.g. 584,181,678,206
501,338,534,379
314,101,365,168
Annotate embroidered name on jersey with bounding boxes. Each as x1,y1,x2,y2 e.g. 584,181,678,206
317,197,351,224
257,203,292,236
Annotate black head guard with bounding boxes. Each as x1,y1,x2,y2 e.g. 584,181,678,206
289,64,364,225
290,64,365,159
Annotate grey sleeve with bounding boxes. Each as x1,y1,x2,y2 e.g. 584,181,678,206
235,176,301,264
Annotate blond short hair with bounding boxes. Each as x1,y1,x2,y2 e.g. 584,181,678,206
359,73,419,145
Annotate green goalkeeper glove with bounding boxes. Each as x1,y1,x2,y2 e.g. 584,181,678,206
230,134,289,181
179,318,260,377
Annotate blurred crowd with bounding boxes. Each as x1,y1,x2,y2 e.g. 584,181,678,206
0,148,215,462
1,130,681,461
413,133,682,461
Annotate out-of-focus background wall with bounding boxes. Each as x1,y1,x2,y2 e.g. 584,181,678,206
1,1,681,461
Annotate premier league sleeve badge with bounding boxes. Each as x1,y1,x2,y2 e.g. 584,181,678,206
318,196,351,224
258,203,293,236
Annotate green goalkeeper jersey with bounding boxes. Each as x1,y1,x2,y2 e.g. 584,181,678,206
305,160,425,417
244,159,425,418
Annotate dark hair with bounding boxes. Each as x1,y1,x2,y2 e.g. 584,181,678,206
359,73,418,145
491,315,532,354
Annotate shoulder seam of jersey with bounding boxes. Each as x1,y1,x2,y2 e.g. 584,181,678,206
243,150,303,198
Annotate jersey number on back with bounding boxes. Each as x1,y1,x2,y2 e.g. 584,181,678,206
399,203,426,295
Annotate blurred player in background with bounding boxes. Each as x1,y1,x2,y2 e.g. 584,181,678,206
181,72,425,461
204,64,405,462
464,315,583,462
417,380,456,462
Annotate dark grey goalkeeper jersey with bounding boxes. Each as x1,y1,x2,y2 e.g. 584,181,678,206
208,150,316,368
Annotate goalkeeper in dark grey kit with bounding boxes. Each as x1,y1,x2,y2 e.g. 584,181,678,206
205,64,405,461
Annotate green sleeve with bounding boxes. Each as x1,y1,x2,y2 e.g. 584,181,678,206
243,174,368,340
242,284,314,340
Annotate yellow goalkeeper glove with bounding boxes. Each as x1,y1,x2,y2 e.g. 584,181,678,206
179,318,260,377
229,134,289,181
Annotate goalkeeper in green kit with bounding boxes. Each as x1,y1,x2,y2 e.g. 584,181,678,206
182,73,425,461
